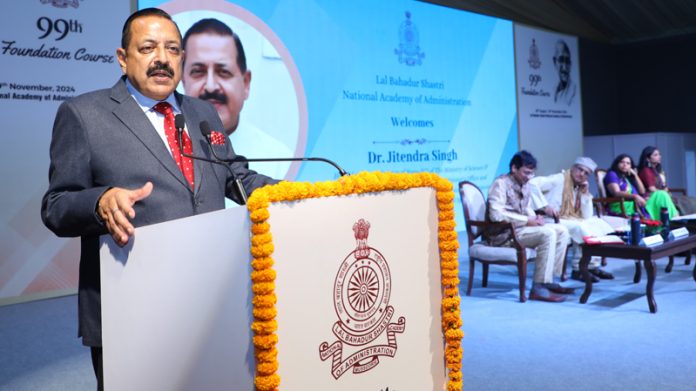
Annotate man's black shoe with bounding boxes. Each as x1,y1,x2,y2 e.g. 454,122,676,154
571,270,599,283
590,268,615,280
542,283,575,294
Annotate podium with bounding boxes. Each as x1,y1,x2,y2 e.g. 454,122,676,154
100,172,463,390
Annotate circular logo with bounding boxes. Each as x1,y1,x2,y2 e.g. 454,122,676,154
334,248,391,335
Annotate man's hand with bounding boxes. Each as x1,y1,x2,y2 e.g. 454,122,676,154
578,181,589,193
527,215,545,227
544,205,559,220
97,182,153,247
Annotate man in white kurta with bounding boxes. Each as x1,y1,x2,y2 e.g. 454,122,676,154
529,157,616,282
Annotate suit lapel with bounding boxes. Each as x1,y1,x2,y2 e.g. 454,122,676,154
180,95,208,195
110,79,192,191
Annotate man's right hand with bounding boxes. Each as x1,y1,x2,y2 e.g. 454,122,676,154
97,182,153,247
578,181,589,193
527,215,545,227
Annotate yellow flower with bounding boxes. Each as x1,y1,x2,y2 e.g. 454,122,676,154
252,293,277,307
251,269,277,283
252,307,278,321
251,257,274,271
251,222,271,235
253,334,279,349
251,320,278,334
255,348,278,362
251,282,275,295
254,374,280,391
251,243,275,258
256,361,279,375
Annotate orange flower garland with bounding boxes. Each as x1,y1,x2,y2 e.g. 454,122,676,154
246,171,463,391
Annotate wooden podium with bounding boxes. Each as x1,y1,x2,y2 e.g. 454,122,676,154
100,172,462,390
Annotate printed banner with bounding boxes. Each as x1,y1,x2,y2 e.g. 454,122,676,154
514,24,583,172
268,189,446,390
0,1,129,302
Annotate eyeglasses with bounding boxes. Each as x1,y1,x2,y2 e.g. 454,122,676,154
519,169,535,178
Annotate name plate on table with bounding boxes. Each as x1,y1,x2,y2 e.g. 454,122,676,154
669,227,690,240
639,234,664,247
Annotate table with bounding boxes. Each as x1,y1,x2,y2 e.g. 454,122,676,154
667,218,696,270
578,234,696,313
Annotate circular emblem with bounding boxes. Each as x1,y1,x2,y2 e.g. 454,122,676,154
334,248,391,335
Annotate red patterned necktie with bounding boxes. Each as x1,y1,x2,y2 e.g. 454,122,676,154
152,102,194,189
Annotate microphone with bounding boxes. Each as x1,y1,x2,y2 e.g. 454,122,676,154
199,121,349,177
174,114,248,204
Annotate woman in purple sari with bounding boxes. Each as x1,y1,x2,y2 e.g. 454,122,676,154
603,154,650,217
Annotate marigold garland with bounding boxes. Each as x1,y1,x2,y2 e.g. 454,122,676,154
246,171,463,391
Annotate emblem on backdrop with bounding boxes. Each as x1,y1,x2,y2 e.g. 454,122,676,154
319,219,406,379
528,38,541,69
394,11,425,66
40,0,82,8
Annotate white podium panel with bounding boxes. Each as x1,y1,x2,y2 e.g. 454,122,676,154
100,207,255,391
268,188,446,390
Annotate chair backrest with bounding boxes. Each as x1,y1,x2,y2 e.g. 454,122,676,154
458,181,486,244
595,169,608,197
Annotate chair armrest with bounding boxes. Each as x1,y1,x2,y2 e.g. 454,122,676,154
670,188,687,196
592,196,629,217
468,220,526,251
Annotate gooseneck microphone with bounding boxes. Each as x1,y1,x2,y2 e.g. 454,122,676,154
198,121,349,177
174,114,248,204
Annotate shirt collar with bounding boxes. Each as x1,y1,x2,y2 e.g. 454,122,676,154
125,78,180,114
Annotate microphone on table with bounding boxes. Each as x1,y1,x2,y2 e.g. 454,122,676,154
198,120,349,178
174,114,248,204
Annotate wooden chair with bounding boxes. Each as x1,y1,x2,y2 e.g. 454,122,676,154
593,169,631,217
458,181,535,302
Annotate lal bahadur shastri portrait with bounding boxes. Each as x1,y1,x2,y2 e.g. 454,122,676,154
553,39,577,106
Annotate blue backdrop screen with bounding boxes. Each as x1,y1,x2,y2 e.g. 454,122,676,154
141,0,518,228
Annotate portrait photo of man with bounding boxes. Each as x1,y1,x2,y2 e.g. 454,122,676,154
176,13,302,181
552,39,577,106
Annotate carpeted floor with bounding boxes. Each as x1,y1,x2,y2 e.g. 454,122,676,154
1,252,695,390
462,254,696,391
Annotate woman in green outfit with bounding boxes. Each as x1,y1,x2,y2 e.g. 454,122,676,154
637,146,680,219
603,153,674,219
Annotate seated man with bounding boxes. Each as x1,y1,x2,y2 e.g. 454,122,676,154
485,151,574,302
529,157,616,282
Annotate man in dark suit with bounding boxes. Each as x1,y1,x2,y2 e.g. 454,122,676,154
40,8,277,390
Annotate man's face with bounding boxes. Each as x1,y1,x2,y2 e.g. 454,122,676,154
182,33,251,135
117,15,183,101
510,165,535,185
570,164,591,186
554,45,571,84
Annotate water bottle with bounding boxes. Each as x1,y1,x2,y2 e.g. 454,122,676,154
630,213,641,245
660,207,670,239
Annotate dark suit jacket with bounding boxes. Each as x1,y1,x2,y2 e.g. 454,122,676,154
41,77,277,346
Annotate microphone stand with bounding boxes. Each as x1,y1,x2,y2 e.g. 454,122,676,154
197,119,349,178
175,116,248,205
233,157,349,177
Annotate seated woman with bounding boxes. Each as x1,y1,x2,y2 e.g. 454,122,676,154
637,146,680,219
603,154,650,217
